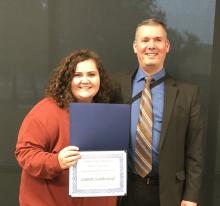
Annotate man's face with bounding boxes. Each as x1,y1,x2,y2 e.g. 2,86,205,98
133,24,170,74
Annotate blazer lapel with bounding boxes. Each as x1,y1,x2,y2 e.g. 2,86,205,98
159,77,178,151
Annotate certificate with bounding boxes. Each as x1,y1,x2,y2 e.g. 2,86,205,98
69,151,127,197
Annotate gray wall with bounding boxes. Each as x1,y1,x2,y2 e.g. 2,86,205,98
0,0,219,205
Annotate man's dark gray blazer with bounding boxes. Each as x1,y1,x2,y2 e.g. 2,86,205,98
117,70,203,206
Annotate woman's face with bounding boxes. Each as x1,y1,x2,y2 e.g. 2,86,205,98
71,59,100,103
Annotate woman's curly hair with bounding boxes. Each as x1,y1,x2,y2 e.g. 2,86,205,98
45,49,112,109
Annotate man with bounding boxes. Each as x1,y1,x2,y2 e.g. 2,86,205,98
119,19,203,206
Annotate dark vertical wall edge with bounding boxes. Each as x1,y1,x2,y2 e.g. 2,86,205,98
202,0,220,205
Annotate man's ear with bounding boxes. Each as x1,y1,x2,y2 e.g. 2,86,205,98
166,39,170,53
133,41,137,54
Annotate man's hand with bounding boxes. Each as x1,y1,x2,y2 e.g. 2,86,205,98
58,146,80,169
181,200,197,206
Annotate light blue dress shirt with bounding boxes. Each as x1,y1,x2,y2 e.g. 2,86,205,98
130,68,165,176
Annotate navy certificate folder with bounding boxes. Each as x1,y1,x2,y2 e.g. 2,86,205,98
70,103,130,151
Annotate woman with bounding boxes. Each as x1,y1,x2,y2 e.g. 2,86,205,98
15,49,117,206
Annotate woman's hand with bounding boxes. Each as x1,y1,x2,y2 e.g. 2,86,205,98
58,146,80,169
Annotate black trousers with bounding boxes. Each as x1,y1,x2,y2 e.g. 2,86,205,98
119,173,160,206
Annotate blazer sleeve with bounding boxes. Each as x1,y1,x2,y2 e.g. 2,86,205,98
183,86,203,202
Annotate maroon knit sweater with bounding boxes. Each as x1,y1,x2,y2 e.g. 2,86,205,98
15,98,117,206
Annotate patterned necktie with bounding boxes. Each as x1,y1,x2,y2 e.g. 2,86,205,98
135,76,153,177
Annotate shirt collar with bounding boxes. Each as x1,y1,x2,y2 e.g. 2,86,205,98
135,67,166,82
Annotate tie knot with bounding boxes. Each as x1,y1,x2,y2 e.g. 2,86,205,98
145,76,153,86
